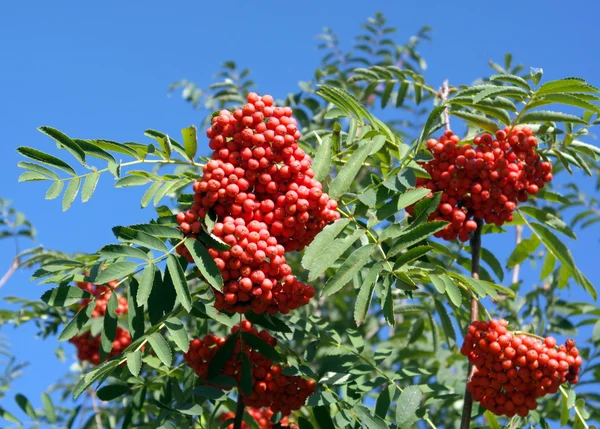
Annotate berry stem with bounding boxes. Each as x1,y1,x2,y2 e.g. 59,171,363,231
459,218,483,429
233,394,245,429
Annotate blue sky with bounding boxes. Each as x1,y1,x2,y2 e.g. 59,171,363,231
1,0,599,425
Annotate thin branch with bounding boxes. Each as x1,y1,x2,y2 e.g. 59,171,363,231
0,258,19,289
511,225,523,285
439,79,451,131
459,219,483,429
89,389,104,429
233,394,245,429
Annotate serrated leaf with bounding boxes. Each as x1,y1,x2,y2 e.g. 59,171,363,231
141,182,162,208
323,244,374,296
312,135,333,182
388,221,448,257
15,394,36,419
308,228,365,281
354,262,384,326
520,206,576,239
484,410,501,429
184,239,223,292
396,385,422,426
126,351,142,376
127,278,145,341
98,244,149,260
207,334,237,379
72,360,120,399
302,219,350,270
354,405,389,429
81,172,100,202
17,146,77,175
97,384,129,401
328,143,371,200
41,285,92,307
165,254,193,312
136,264,157,307
115,176,151,188
18,172,50,182
147,333,172,367
507,235,541,268
165,317,189,353
442,275,462,307
540,251,556,280
480,247,504,282
94,261,138,285
113,226,168,252
241,332,280,361
38,126,86,165
58,303,95,341
537,78,599,96
449,110,499,133
489,74,531,90
62,178,81,211
240,353,253,396
181,125,198,160
100,292,119,357
434,299,455,346
42,393,57,424
518,110,587,124
45,180,64,200
472,85,529,104
393,245,431,269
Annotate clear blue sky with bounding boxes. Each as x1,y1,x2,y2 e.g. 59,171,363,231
1,0,599,425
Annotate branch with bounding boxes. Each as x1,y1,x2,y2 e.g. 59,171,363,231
511,225,523,285
233,394,245,429
0,258,19,289
89,389,104,429
439,79,451,131
459,219,483,429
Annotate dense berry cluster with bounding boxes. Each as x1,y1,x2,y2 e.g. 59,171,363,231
219,407,297,429
184,321,315,416
410,126,552,241
461,319,581,417
176,93,338,313
76,279,128,317
69,327,132,366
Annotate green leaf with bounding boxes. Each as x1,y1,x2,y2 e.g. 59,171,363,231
207,334,237,379
129,224,182,239
312,406,336,429
312,135,333,182
115,175,151,188
141,182,162,208
0,407,20,424
72,360,120,399
42,394,56,423
429,274,446,294
41,285,92,307
442,275,462,307
240,353,253,396
113,226,168,252
395,385,422,427
393,245,431,269
126,351,142,377
323,244,374,296
489,74,531,90
308,228,365,281
537,78,599,96
38,126,86,165
100,293,119,358
518,110,587,124
434,299,455,346
147,333,172,367
62,177,81,211
58,303,95,341
328,143,371,200
480,247,504,282
72,138,117,164
45,181,64,200
137,264,158,307
354,405,389,429
410,192,441,228
181,125,198,160
165,317,189,353
449,110,499,133
302,218,350,270
17,146,76,175
388,221,448,257
472,85,529,104
519,206,576,239
375,385,393,419
198,230,231,251
484,410,501,429
241,332,281,361
18,171,50,182
507,235,541,268
15,394,36,419
127,278,145,341
529,94,600,114
354,262,384,326
97,384,129,401
98,244,149,260
91,139,140,159
94,261,138,284
166,254,193,312
540,251,556,280
81,172,100,202
184,239,223,292
529,222,596,299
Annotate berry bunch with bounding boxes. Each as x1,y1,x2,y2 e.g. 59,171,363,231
176,92,338,313
410,126,552,241
69,326,132,366
184,321,315,416
219,407,297,429
461,319,581,417
76,279,128,317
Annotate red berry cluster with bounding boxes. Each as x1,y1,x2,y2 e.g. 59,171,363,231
76,279,128,317
69,327,132,366
176,92,338,313
220,407,296,429
461,319,581,417
184,321,315,416
410,126,552,241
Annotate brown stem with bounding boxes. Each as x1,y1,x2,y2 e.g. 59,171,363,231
459,219,483,429
233,393,245,429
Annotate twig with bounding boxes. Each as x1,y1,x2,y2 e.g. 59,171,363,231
439,79,451,131
89,389,104,429
511,225,523,285
0,258,19,289
459,219,483,429
233,394,245,429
